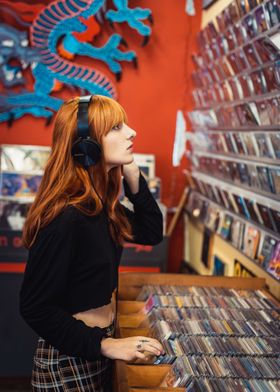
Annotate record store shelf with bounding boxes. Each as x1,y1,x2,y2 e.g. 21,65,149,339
193,149,280,167
114,273,279,392
192,170,280,207
185,190,279,282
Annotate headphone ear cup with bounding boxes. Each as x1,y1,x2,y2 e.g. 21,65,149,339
72,138,102,168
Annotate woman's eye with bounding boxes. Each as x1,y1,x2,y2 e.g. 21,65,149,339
112,124,122,131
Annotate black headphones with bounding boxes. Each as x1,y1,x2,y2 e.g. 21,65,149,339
71,95,102,168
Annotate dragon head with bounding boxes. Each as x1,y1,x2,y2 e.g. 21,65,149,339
0,24,41,87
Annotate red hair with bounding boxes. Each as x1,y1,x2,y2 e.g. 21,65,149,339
22,95,133,248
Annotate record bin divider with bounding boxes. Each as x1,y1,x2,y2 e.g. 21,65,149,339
114,272,267,391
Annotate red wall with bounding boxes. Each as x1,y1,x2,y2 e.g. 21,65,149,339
0,0,202,271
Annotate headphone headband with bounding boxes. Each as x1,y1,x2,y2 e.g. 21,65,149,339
77,95,92,138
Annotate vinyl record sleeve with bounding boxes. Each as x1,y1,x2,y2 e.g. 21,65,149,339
254,133,274,158
1,145,50,172
231,219,245,249
254,4,270,33
265,0,280,27
255,101,271,126
266,241,280,280
270,168,280,194
243,225,260,259
258,235,278,267
0,172,42,198
270,208,280,234
0,199,30,231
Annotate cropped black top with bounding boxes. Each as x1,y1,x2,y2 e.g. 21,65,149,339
19,173,163,361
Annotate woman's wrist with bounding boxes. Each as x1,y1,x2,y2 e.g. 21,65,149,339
122,162,140,194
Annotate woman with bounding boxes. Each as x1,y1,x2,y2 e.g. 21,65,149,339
20,95,164,391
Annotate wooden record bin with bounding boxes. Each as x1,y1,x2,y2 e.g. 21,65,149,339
114,272,269,392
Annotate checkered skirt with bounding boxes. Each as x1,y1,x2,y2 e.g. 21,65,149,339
32,325,114,392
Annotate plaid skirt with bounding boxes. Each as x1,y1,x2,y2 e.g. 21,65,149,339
32,324,114,392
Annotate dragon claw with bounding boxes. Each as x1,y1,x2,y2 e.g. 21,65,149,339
46,115,53,126
115,71,122,82
120,38,128,48
132,56,138,69
141,35,150,47
7,113,15,128
108,20,115,30
148,14,154,25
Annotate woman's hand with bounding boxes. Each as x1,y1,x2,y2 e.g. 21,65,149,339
101,336,164,361
122,162,140,194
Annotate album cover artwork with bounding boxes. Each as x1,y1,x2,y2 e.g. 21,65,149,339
256,100,272,126
250,69,268,95
227,192,240,214
243,198,260,223
232,133,247,155
258,235,278,267
267,97,280,125
218,213,233,240
246,164,260,190
256,166,274,193
254,4,269,33
227,52,242,74
243,43,260,68
216,35,228,57
224,134,236,153
232,22,246,47
270,168,280,194
236,48,249,72
254,133,274,158
243,225,260,259
228,2,240,24
236,103,260,126
238,74,254,97
242,13,258,39
205,205,221,231
232,194,250,219
1,145,50,172
237,163,251,186
253,35,280,63
242,133,258,156
265,0,280,27
228,77,243,100
270,208,280,234
236,0,249,16
0,172,42,198
231,220,245,249
266,241,280,280
263,64,278,93
221,81,233,101
0,199,30,231
257,203,276,231
224,28,237,52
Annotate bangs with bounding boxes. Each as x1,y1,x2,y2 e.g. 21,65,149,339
89,95,128,137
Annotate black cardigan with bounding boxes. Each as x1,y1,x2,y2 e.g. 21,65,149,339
19,173,163,360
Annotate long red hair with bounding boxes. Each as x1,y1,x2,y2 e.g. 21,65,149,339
22,95,133,248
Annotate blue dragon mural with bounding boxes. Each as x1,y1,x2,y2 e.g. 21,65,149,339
0,0,153,125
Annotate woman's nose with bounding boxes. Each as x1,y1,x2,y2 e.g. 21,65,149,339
127,127,136,139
